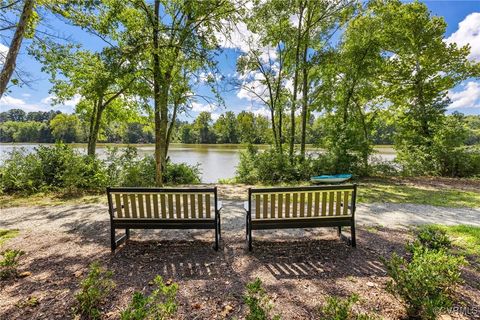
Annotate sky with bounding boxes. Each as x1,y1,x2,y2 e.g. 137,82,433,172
0,0,479,121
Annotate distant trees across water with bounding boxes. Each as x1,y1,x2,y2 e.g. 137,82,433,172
1,108,479,147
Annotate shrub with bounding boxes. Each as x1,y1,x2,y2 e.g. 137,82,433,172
108,148,200,187
407,225,451,253
0,249,25,280
244,278,280,320
120,275,178,320
235,146,335,184
0,143,109,193
164,162,201,185
319,294,377,320
383,249,466,319
0,145,201,194
74,262,115,320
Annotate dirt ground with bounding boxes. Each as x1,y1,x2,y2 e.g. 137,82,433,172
1,213,479,319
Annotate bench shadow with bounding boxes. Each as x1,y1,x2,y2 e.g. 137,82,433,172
110,239,230,280
249,228,407,280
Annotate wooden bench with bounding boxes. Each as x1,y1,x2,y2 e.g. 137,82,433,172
107,187,222,251
244,184,357,251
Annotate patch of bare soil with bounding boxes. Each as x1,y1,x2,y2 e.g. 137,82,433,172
1,226,478,320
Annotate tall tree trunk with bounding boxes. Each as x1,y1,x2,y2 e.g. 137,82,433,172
300,32,309,159
87,96,105,157
289,2,304,161
152,0,164,186
0,0,35,98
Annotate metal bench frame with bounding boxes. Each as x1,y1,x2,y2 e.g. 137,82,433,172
245,184,357,251
107,187,222,251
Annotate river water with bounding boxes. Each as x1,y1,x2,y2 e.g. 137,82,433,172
0,143,395,183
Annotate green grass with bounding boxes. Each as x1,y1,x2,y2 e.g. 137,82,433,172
0,229,19,247
0,192,104,209
358,181,480,208
439,225,480,257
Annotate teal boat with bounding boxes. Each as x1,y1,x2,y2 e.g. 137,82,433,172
310,174,352,184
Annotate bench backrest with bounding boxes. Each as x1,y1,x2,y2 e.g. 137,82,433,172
107,187,218,220
248,185,357,219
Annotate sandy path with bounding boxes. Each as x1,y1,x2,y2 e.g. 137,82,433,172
1,201,479,236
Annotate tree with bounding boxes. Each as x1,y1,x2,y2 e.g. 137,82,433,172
316,2,385,174
193,112,215,144
214,111,239,143
0,108,26,122
372,0,479,173
0,0,35,98
49,113,82,143
32,40,143,156
62,0,238,185
237,111,256,144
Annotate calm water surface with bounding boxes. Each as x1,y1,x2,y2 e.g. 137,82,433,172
0,143,395,183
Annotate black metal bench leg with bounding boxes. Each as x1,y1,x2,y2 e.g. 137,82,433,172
248,223,253,252
218,214,221,239
126,228,130,240
214,223,219,251
110,227,116,252
337,226,342,237
351,224,356,248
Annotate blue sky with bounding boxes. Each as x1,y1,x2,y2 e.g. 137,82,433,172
0,1,479,120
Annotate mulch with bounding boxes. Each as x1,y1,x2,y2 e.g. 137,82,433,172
0,226,479,319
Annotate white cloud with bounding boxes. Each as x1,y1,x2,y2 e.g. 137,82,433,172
191,101,216,113
42,94,81,108
0,43,8,65
0,94,80,113
445,12,480,62
215,21,259,53
247,105,271,118
211,112,221,121
21,93,31,98
448,81,480,109
0,96,43,112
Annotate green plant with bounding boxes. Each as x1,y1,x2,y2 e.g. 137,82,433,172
120,275,178,320
16,296,40,308
383,249,466,319
319,294,377,320
74,262,115,320
244,278,280,320
407,225,451,253
0,249,25,279
0,229,19,246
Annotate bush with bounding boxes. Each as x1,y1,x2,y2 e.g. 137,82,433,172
0,249,25,280
74,262,115,320
0,145,201,194
120,275,178,320
244,278,280,320
164,162,201,185
407,225,451,253
105,146,201,187
319,294,377,320
383,249,466,319
235,146,334,184
0,144,109,193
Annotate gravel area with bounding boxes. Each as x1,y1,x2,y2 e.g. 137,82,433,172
1,201,479,235
0,201,479,319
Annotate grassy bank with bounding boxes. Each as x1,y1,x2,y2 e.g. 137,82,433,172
1,177,479,209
